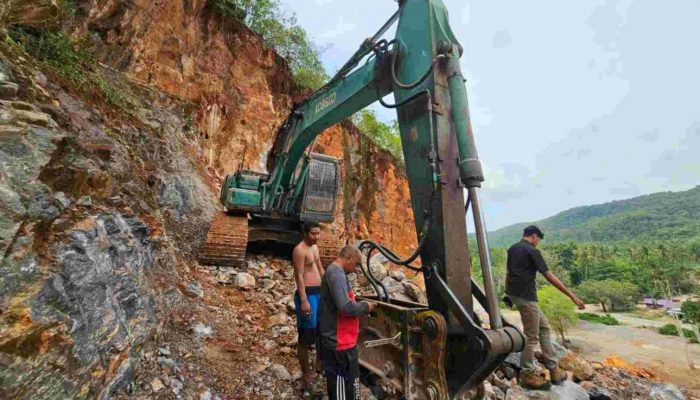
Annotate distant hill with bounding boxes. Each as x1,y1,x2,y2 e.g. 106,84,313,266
487,185,700,248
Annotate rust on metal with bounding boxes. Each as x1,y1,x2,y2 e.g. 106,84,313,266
198,212,249,267
357,299,449,399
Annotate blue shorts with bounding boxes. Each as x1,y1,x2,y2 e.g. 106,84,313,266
294,286,320,345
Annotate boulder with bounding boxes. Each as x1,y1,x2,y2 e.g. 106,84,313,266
504,380,589,400
389,269,405,281
234,273,256,290
402,280,427,303
649,383,686,400
558,351,595,381
268,364,291,381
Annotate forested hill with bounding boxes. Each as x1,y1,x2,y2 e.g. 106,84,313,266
488,185,700,248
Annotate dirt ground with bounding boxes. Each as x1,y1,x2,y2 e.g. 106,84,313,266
502,309,700,393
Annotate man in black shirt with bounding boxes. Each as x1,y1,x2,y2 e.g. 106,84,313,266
506,225,585,390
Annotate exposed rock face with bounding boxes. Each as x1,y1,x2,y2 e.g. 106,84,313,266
1,212,155,399
73,0,418,256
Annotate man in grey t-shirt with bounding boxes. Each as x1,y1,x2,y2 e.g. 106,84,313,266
319,245,375,400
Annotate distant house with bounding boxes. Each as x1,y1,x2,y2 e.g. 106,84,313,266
643,297,681,310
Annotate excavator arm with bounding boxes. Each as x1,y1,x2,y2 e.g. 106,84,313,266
201,1,524,398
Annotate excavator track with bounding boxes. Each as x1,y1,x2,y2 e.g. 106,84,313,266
319,230,343,268
199,212,249,267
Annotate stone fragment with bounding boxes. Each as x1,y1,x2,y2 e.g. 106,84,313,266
268,313,288,327
402,280,427,303
186,281,204,298
150,377,164,392
389,269,405,281
193,323,213,339
76,195,92,207
0,82,19,99
53,191,71,210
649,383,686,400
234,272,256,290
558,351,595,381
268,364,291,381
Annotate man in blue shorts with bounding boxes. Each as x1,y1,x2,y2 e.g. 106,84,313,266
293,221,325,395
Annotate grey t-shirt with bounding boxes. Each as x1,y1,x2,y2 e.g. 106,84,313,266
319,264,369,350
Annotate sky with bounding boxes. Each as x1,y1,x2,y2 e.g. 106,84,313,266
281,0,700,229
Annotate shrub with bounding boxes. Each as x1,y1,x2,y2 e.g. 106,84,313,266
578,312,620,325
681,300,700,324
352,109,403,164
207,0,328,89
538,285,578,342
658,323,699,343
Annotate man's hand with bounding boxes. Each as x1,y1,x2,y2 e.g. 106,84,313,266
572,296,586,310
366,302,377,312
301,299,312,316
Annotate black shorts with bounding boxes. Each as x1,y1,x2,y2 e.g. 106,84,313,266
321,345,360,400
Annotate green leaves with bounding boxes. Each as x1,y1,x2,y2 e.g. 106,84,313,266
576,280,641,312
208,0,328,89
351,109,403,164
538,286,578,342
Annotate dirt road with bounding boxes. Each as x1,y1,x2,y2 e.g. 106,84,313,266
502,310,700,391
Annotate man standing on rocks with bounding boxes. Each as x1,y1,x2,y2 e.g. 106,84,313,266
293,221,325,395
505,225,586,390
319,245,376,400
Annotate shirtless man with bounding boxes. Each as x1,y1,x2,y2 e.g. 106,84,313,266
293,221,325,395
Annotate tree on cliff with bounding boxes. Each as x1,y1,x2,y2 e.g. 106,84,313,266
208,0,328,89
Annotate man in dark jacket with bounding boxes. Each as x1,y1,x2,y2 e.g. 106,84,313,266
319,245,375,400
506,225,585,390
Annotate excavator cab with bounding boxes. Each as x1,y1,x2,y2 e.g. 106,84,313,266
298,153,340,223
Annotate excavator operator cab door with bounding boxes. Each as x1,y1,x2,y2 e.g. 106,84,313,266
299,153,340,223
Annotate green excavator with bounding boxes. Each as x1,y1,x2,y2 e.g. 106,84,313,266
199,0,525,398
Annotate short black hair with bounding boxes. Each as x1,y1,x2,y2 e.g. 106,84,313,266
523,225,544,239
302,220,320,234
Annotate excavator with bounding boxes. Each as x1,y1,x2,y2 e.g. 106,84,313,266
199,0,525,398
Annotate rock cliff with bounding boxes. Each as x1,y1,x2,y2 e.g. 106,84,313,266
0,0,416,397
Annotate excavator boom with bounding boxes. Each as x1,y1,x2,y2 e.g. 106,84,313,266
200,0,524,398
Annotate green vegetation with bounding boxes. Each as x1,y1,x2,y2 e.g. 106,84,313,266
488,186,700,248
578,312,620,325
538,286,578,342
576,280,641,312
208,0,327,89
681,300,700,324
658,323,699,344
7,28,127,107
352,109,403,164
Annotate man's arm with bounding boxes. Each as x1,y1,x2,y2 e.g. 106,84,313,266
543,271,585,309
328,271,370,316
293,246,310,315
531,248,585,310
313,245,324,279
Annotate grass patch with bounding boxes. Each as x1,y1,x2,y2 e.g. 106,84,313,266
578,312,620,325
658,323,699,343
7,27,128,108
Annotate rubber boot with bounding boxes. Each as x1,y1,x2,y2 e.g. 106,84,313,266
549,366,567,385
519,369,552,390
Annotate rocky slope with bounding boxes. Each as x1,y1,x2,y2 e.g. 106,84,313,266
0,1,416,398
0,1,696,400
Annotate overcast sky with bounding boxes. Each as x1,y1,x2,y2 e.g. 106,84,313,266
281,0,700,229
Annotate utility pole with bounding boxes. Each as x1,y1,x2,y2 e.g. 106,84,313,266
665,279,694,369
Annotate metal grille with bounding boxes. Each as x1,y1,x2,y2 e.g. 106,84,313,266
303,158,338,214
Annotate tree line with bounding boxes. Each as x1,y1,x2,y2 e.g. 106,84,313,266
472,239,700,312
